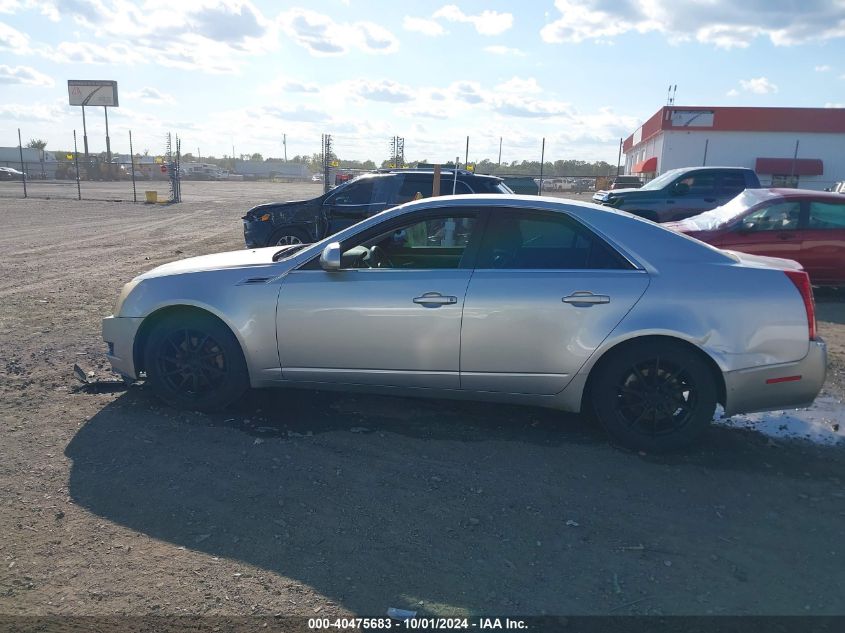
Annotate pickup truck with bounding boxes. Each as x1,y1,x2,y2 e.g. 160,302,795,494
592,166,762,222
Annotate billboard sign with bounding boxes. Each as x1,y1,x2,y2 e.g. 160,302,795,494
68,80,119,107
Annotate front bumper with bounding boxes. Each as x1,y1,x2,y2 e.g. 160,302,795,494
102,315,145,380
723,339,827,416
243,218,273,249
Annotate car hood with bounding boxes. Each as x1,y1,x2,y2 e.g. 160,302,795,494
135,245,300,280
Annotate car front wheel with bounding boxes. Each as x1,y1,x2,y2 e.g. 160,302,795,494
143,312,249,412
590,340,717,452
268,227,310,247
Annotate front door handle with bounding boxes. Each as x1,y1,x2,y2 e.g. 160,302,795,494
563,292,610,306
778,233,796,241
413,292,458,306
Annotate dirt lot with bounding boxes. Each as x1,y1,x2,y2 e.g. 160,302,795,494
1,182,844,618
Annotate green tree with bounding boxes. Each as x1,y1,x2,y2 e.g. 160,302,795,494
26,139,47,151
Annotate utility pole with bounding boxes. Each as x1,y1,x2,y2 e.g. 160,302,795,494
539,137,545,196
465,136,469,167
498,137,502,167
616,138,623,176
283,133,287,162
104,106,112,180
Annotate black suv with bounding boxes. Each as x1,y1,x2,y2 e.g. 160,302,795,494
243,169,512,248
592,166,762,222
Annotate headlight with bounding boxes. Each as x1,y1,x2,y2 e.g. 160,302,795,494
113,279,140,316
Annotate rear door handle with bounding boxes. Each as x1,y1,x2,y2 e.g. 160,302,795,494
413,292,458,305
704,198,717,203
562,292,610,305
778,233,796,240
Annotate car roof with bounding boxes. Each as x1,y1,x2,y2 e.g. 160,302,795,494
745,188,845,201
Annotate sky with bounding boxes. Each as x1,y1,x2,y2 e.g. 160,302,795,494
1,0,844,164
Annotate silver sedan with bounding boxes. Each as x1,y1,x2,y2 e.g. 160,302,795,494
103,195,826,452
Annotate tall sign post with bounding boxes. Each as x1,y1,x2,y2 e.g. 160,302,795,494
67,80,119,180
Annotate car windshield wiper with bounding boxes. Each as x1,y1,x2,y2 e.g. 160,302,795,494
272,244,309,262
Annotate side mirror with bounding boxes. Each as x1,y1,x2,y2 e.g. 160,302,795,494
320,242,342,271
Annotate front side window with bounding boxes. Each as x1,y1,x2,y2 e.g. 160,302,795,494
476,211,630,270
740,201,801,231
326,179,375,206
339,213,478,270
808,201,845,229
677,172,716,196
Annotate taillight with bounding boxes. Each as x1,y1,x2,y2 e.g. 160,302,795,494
784,270,816,340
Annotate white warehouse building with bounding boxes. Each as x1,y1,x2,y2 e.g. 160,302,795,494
623,106,845,190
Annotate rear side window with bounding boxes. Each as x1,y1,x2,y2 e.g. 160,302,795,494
440,178,472,194
808,201,845,229
476,210,632,270
396,177,433,202
719,172,747,196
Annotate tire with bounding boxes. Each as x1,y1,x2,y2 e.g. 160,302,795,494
267,226,310,247
590,340,717,452
143,311,249,412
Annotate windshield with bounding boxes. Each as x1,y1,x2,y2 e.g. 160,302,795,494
684,189,779,230
639,169,683,191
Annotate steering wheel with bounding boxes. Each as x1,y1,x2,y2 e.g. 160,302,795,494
364,245,394,269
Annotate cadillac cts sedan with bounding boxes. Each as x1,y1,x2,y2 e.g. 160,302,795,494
666,188,845,285
103,195,826,452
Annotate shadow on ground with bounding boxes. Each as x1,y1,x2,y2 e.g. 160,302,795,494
64,387,845,615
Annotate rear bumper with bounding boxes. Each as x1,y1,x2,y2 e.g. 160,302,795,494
102,315,144,380
723,339,827,416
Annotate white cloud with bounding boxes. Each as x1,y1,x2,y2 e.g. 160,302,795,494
348,79,416,103
495,77,543,94
824,102,844,108
739,76,778,94
257,77,320,96
815,65,831,72
433,5,513,36
403,16,445,37
541,0,845,48
0,63,53,86
29,0,279,73
278,8,399,56
0,20,29,52
484,45,526,56
0,101,65,122
126,87,174,104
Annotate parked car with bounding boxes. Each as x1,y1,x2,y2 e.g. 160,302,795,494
104,194,825,452
666,188,845,286
0,166,26,180
502,176,539,195
593,166,762,222
242,168,512,248
610,175,643,190
828,181,845,194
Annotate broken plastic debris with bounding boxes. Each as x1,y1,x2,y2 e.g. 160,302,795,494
387,608,417,620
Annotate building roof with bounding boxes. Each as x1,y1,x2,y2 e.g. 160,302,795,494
623,106,845,152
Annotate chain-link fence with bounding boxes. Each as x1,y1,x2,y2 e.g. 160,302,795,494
1,129,181,203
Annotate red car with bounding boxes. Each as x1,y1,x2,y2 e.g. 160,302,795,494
666,188,845,286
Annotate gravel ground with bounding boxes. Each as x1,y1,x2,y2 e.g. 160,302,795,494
1,182,844,618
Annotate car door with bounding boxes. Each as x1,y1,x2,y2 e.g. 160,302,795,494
323,176,392,233
716,199,802,260
276,207,485,389
460,209,650,395
664,171,719,221
798,199,845,284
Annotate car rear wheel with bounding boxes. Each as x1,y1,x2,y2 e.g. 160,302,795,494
268,227,310,247
590,340,717,452
143,312,249,412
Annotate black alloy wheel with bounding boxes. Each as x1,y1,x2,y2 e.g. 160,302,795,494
144,312,249,411
591,340,717,452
